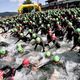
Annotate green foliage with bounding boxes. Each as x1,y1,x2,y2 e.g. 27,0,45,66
23,0,32,4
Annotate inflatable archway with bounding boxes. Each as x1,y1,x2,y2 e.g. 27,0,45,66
18,3,41,14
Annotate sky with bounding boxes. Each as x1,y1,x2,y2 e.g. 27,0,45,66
0,0,45,12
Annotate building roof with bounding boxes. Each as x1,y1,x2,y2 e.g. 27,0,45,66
63,0,80,4
46,0,80,3
44,0,80,8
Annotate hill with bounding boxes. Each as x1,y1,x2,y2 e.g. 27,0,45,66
0,12,17,17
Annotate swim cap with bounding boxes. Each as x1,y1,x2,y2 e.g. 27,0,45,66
52,55,60,62
32,33,37,38
56,18,58,21
0,49,6,55
6,22,8,24
57,22,59,24
68,22,72,26
11,29,14,32
41,24,44,27
77,17,80,21
45,51,51,57
36,37,41,43
28,29,32,33
16,24,19,27
20,33,24,37
75,28,80,33
13,28,17,32
17,43,22,47
39,21,42,23
47,24,50,27
22,59,30,66
17,47,24,53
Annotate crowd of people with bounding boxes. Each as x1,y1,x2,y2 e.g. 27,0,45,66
0,8,80,80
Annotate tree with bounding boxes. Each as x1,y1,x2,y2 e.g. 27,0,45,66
23,0,32,4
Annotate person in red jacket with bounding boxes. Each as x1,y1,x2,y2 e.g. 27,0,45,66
0,65,15,80
0,59,31,79
46,27,61,49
